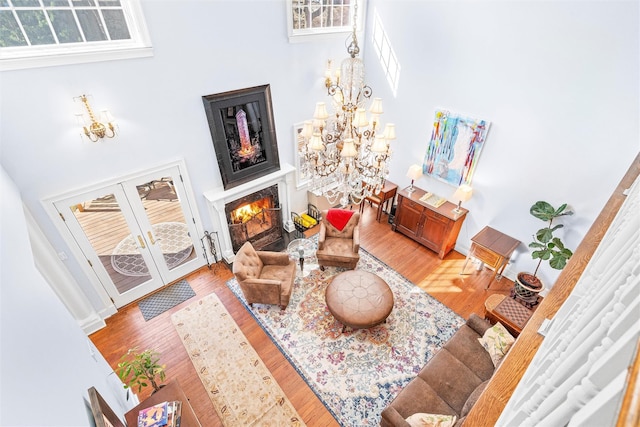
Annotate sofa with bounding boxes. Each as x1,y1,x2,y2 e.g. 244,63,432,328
380,314,501,427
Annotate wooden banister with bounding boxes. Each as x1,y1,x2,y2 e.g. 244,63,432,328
463,153,640,426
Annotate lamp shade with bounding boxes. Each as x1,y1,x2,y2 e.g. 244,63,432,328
313,102,329,120
340,138,358,158
369,97,384,115
453,184,473,203
406,164,423,180
383,123,396,140
371,135,388,153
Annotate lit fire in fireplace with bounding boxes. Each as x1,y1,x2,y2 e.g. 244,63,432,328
231,198,271,224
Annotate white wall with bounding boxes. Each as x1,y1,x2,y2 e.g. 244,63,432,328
365,0,638,287
0,0,638,318
0,167,133,426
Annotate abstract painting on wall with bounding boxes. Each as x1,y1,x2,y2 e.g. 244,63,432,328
422,109,490,186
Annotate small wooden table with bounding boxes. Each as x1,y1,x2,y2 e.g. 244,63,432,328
461,226,521,289
125,380,201,427
359,180,398,222
484,294,534,337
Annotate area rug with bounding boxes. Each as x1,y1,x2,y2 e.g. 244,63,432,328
171,293,305,426
111,222,193,277
138,279,195,321
226,249,465,426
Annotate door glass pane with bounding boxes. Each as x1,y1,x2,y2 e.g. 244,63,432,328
71,192,152,294
135,175,196,273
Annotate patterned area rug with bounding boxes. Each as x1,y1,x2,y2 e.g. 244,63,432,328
171,293,305,426
227,249,465,426
138,279,195,321
111,222,193,276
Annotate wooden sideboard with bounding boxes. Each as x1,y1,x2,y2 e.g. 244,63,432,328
392,186,468,259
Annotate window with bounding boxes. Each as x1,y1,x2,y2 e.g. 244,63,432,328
372,10,400,96
0,0,152,71
287,0,364,43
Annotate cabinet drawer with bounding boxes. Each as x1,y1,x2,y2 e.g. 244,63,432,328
401,198,424,212
424,210,449,224
472,244,501,267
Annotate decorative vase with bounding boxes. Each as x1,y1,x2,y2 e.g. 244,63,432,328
514,272,545,299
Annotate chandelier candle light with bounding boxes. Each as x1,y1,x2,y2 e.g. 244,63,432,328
74,94,116,142
298,0,395,207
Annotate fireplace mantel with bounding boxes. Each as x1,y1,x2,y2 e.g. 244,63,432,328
204,163,296,263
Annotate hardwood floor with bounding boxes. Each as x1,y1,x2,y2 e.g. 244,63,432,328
89,205,515,426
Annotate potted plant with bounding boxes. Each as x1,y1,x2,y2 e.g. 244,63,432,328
117,348,166,393
515,201,574,298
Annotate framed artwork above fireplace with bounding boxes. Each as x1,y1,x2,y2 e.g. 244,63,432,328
202,84,280,190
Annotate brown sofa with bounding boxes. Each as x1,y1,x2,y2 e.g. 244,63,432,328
380,314,495,427
232,241,296,309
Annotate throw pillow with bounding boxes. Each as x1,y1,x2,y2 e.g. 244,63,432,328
478,322,515,366
405,413,457,427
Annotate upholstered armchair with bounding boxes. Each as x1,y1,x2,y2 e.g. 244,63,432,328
232,242,296,309
316,209,361,270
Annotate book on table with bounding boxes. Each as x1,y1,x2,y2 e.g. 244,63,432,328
138,400,182,427
419,192,447,208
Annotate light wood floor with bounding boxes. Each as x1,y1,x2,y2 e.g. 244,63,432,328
89,205,515,426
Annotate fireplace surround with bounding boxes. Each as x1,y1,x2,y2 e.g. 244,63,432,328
204,164,295,263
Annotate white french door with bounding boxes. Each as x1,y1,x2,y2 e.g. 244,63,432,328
53,165,204,307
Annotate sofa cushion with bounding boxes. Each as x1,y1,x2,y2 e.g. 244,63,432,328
382,377,456,421
417,349,483,414
405,413,457,427
443,325,495,381
478,322,515,366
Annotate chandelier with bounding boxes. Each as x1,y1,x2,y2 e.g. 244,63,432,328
298,1,395,207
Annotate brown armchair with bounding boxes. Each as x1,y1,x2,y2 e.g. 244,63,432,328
232,242,296,309
316,209,360,270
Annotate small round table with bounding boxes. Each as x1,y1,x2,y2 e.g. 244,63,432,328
287,238,317,277
325,270,394,331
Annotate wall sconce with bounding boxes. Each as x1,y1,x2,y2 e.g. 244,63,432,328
74,94,116,142
452,184,473,214
406,164,423,193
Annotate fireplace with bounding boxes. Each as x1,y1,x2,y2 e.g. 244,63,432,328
225,184,282,252
204,164,296,263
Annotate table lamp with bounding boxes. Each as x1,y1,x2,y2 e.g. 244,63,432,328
452,184,473,214
406,164,423,193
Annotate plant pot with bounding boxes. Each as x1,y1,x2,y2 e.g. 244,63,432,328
515,272,545,299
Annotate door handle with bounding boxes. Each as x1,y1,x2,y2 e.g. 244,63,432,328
137,235,146,249
147,231,156,245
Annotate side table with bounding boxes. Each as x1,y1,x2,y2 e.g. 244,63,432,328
286,238,317,277
125,380,201,427
359,180,398,222
461,226,520,289
484,294,534,337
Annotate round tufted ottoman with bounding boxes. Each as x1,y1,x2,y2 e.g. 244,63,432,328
325,270,394,331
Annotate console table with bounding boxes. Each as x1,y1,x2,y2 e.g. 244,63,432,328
125,380,201,427
461,226,521,289
392,186,468,259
